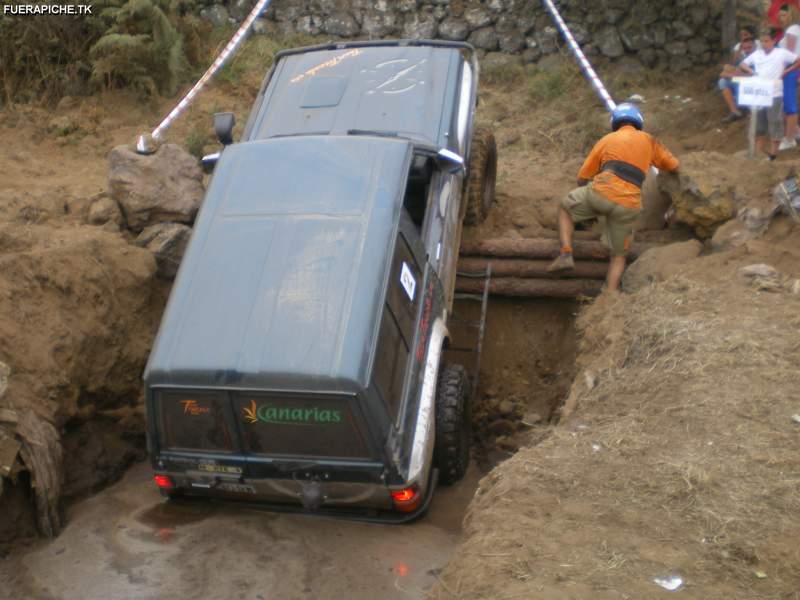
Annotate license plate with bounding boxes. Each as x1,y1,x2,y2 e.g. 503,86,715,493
197,463,242,475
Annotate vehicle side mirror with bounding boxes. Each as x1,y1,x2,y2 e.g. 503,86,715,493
437,148,465,174
201,152,220,174
214,112,235,146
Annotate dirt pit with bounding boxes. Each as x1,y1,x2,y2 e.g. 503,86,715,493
449,297,579,462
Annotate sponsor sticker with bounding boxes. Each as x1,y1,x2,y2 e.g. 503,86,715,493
242,400,343,426
181,399,210,416
400,262,416,301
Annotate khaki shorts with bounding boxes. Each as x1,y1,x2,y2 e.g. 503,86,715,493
560,185,640,256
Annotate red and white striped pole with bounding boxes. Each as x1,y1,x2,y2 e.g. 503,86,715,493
136,0,275,154
540,0,617,113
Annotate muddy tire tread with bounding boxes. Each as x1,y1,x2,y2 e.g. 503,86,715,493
434,363,471,485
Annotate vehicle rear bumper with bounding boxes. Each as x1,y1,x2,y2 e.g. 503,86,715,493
154,468,438,523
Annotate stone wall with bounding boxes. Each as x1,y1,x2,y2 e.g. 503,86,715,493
200,0,728,71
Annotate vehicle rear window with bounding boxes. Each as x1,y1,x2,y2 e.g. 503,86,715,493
159,392,234,452
235,394,370,460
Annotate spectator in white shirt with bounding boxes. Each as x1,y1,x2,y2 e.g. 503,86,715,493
726,28,800,160
777,4,800,148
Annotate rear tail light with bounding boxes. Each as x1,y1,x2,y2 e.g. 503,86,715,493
154,474,175,490
391,485,421,512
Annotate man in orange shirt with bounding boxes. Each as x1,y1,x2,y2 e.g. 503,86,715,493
547,103,680,292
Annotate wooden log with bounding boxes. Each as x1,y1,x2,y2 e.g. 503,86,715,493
458,257,608,280
456,276,603,299
460,238,653,260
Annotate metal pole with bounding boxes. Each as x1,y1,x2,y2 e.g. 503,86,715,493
539,0,617,112
749,107,758,158
136,0,275,154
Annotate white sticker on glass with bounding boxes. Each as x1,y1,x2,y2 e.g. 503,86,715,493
400,262,416,301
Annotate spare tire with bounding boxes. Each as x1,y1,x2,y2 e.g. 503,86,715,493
433,363,471,485
463,127,497,226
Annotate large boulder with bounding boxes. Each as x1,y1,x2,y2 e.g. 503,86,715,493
658,169,736,239
135,222,193,279
108,144,204,233
622,239,704,291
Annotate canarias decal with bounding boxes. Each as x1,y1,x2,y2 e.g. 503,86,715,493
242,400,343,426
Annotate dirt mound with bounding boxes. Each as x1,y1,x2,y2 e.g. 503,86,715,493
0,223,165,538
431,222,800,598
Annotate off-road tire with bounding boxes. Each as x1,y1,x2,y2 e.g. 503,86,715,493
434,363,471,485
463,127,497,226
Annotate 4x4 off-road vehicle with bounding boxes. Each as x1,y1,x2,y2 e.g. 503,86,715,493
144,40,497,521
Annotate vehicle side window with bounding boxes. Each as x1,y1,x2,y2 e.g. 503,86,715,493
456,61,473,155
403,154,434,231
373,233,422,422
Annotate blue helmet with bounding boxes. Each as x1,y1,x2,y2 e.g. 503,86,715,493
610,103,644,131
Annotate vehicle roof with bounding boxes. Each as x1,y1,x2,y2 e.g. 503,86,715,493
144,135,411,392
244,43,467,147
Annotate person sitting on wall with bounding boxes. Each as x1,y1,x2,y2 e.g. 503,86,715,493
720,29,759,122
546,104,679,293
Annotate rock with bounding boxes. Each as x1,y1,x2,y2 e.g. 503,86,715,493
596,26,624,58
739,263,780,279
87,196,123,227
227,0,253,21
323,12,360,36
669,56,693,72
439,17,469,41
535,26,559,54
665,41,688,56
295,15,322,35
658,170,736,239
362,11,397,36
469,27,499,50
619,24,654,51
0,361,9,401
403,10,438,38
465,7,492,29
671,21,695,39
135,223,193,279
568,23,590,44
499,31,526,53
108,144,204,233
711,219,753,251
397,0,417,12
639,48,658,68
522,411,543,425
498,399,515,416
687,38,709,56
629,3,659,25
622,240,704,292
199,4,229,27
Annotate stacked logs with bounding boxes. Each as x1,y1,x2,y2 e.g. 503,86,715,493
457,234,656,299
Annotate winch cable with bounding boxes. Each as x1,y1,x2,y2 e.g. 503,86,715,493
539,0,617,113
135,0,275,154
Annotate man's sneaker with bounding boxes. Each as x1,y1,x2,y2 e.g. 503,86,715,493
779,138,797,151
546,253,575,273
722,112,743,123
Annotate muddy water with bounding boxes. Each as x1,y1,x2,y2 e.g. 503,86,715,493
0,461,484,600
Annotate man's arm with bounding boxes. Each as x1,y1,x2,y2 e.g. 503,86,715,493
577,138,604,184
652,138,680,173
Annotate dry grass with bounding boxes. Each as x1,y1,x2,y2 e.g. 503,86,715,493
432,269,800,599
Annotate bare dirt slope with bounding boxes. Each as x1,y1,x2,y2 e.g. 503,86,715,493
432,244,800,598
430,60,800,599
